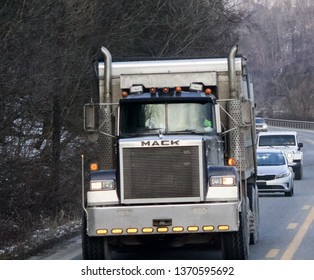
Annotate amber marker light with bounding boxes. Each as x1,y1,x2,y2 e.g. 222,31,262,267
162,87,169,93
203,225,214,232
90,163,98,171
172,226,184,232
122,91,128,97
96,229,108,235
142,227,154,233
205,88,212,95
187,226,199,232
111,228,123,234
150,87,156,94
126,228,138,234
228,158,236,166
175,87,182,93
157,227,168,233
218,225,230,231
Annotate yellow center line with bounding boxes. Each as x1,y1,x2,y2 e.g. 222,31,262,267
281,206,314,260
266,249,280,258
287,223,298,230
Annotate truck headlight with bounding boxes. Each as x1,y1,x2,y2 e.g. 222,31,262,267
209,176,235,187
90,180,115,191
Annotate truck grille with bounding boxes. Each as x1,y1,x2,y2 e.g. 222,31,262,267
121,146,201,203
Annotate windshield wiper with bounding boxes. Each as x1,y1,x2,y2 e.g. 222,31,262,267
168,129,200,134
121,128,164,137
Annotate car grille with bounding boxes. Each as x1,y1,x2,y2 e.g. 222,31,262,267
257,185,287,190
257,175,276,181
121,146,201,203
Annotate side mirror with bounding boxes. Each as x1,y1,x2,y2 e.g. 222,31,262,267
241,99,253,125
84,104,99,143
298,142,303,150
84,104,96,130
214,104,222,134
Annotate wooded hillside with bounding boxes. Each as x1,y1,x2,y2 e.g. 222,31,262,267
240,0,314,119
0,0,246,258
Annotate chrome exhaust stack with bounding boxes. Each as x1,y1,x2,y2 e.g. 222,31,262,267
100,46,112,104
228,45,238,98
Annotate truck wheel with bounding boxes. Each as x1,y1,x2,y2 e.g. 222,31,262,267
294,165,303,180
221,205,250,260
82,214,111,260
247,184,259,245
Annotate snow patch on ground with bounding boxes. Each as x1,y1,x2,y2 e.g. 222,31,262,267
0,220,81,260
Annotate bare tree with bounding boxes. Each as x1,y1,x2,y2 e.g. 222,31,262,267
240,0,314,119
0,0,247,255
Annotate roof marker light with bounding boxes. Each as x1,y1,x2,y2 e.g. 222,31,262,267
175,87,182,93
162,87,169,93
205,88,212,95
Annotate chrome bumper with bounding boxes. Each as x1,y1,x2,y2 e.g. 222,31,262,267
86,202,239,236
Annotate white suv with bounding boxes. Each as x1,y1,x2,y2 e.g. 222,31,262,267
256,131,304,180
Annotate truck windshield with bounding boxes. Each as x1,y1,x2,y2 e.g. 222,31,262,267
120,102,214,137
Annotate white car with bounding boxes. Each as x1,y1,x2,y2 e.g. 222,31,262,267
256,149,295,196
255,117,268,133
256,131,303,180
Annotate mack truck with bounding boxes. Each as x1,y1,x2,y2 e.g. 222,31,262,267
82,45,260,260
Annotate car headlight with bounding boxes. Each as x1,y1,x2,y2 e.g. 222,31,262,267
276,170,290,179
284,152,294,163
90,180,115,191
209,176,236,187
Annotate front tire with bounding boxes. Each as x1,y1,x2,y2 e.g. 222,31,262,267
221,204,250,260
82,214,111,260
285,181,294,197
294,164,303,180
247,184,260,245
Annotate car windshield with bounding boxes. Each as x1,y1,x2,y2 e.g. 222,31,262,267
256,118,265,124
120,102,214,136
258,135,296,146
257,152,286,166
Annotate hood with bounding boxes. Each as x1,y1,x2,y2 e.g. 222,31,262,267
257,164,288,176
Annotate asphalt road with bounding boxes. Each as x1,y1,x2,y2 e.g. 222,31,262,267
30,128,314,260
249,128,314,260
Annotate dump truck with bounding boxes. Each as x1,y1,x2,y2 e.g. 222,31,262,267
82,45,259,260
